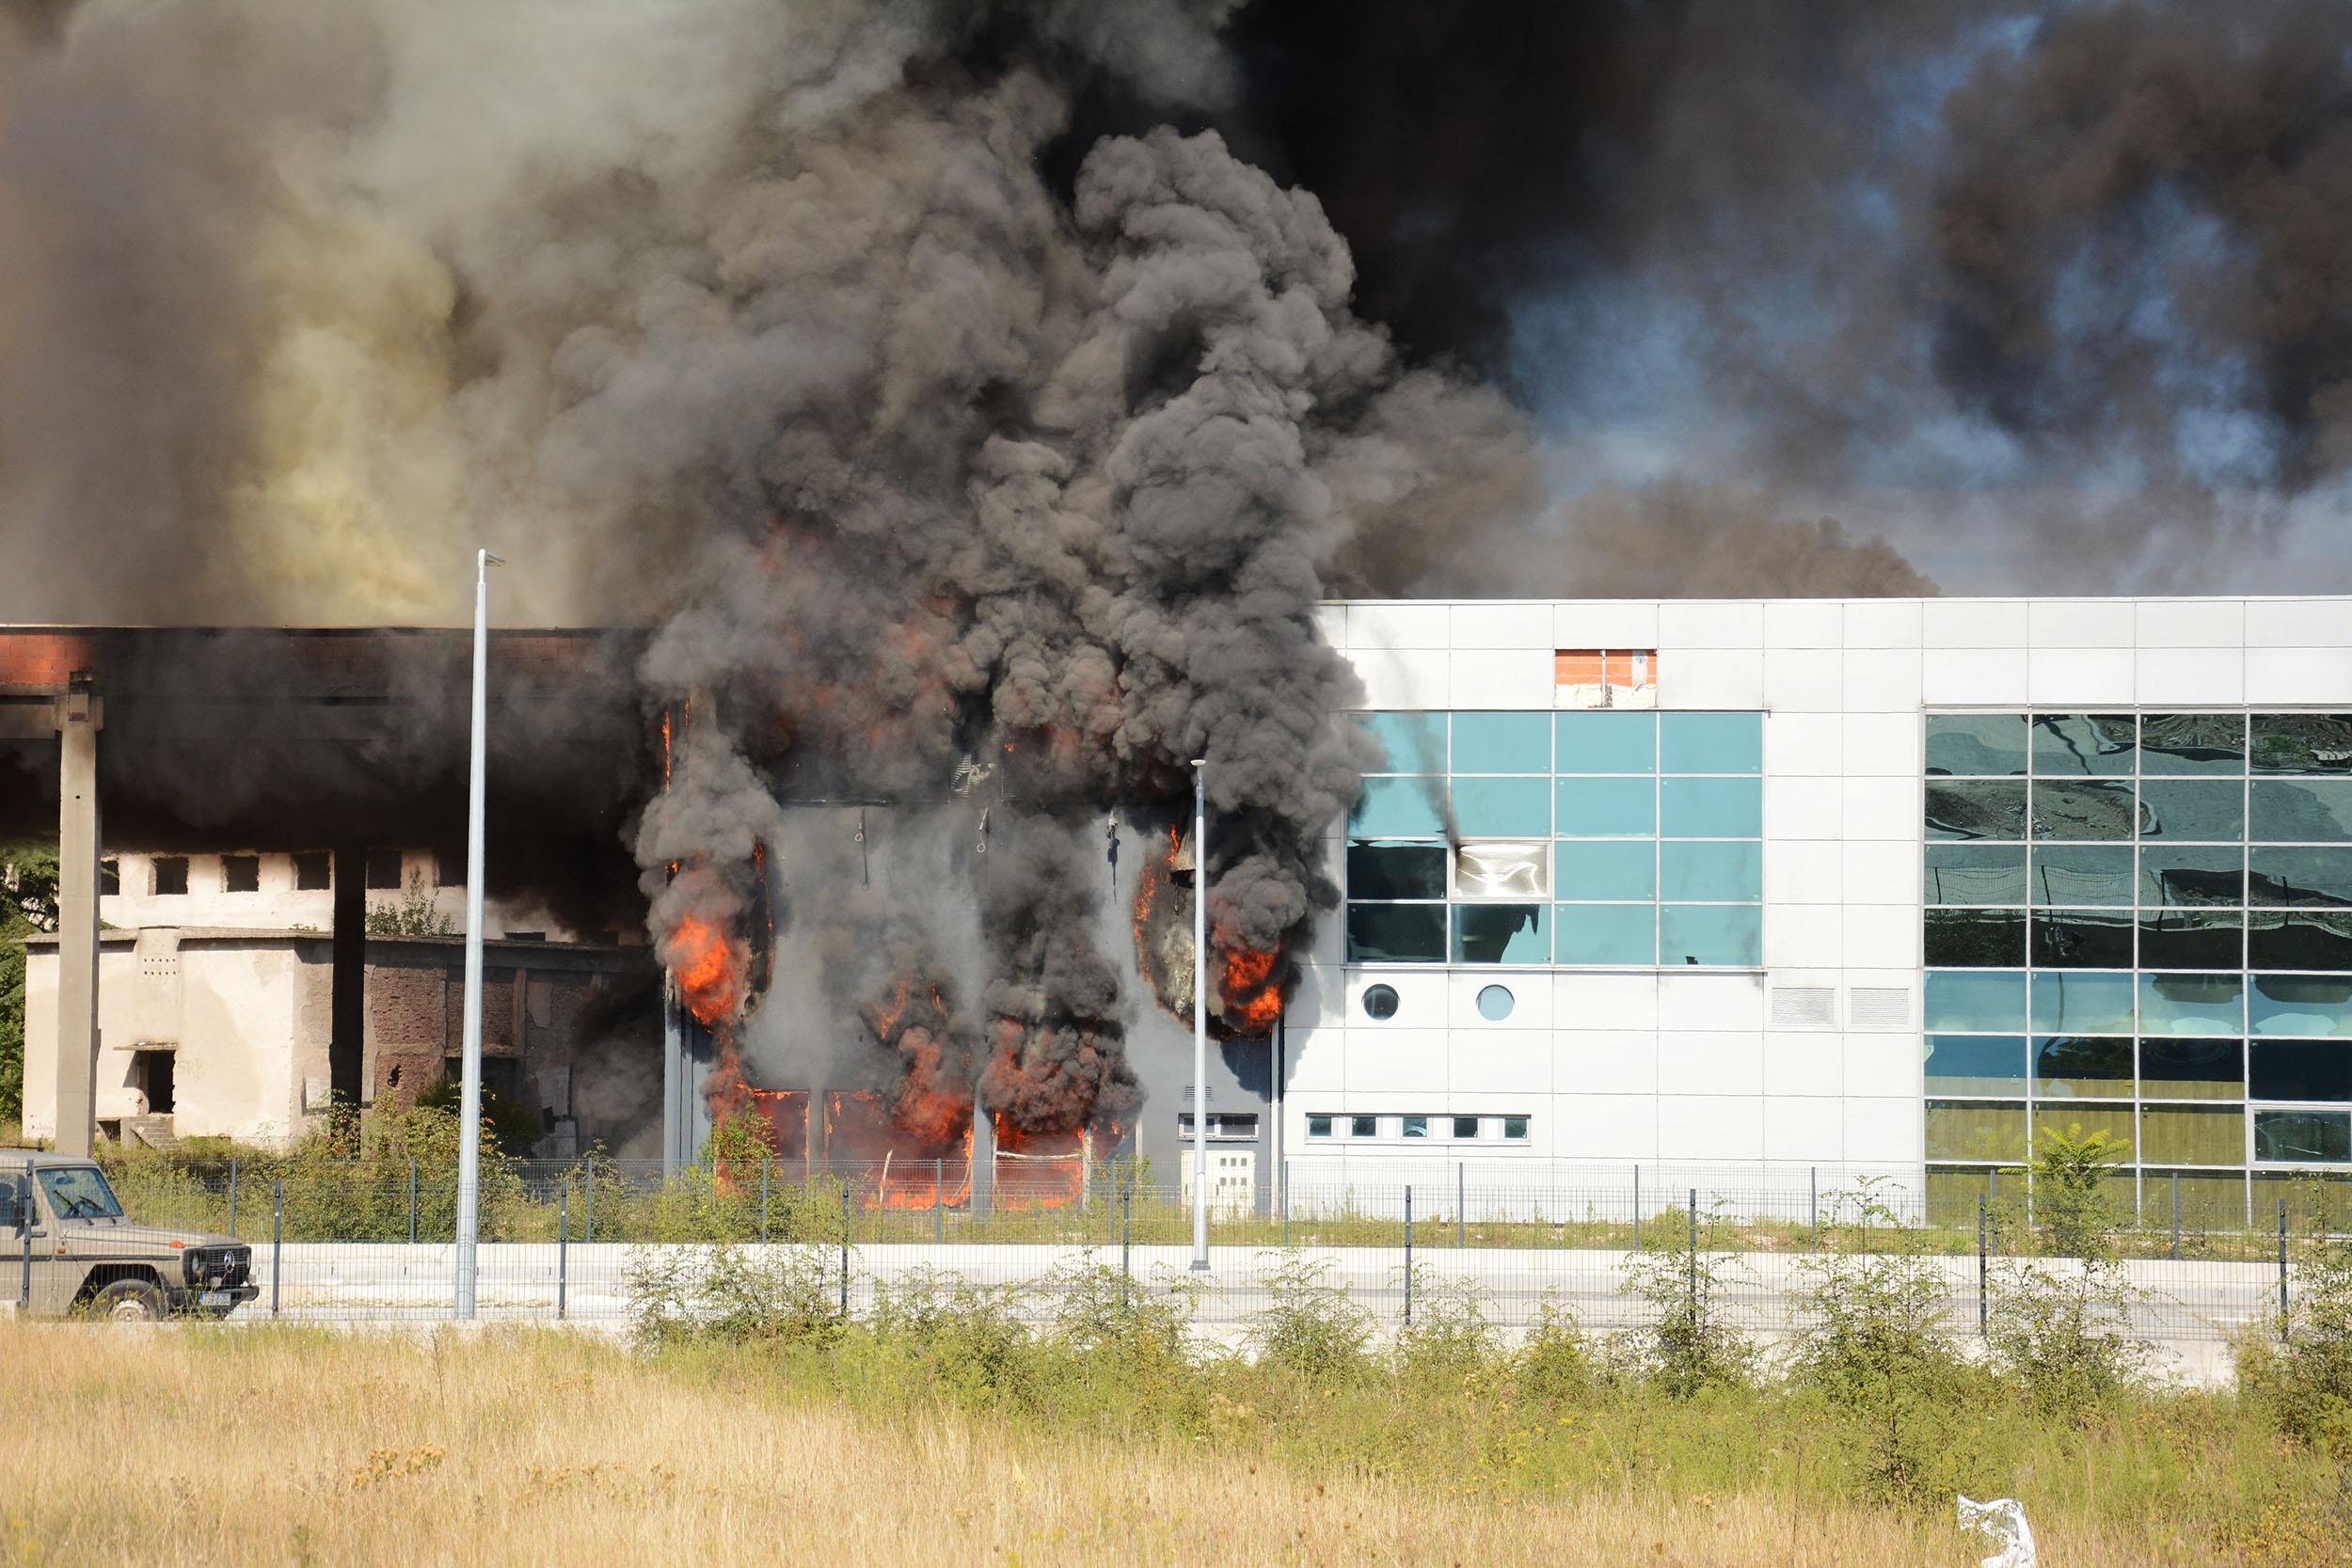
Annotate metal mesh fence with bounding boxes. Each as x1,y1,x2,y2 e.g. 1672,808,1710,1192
15,1153,2323,1344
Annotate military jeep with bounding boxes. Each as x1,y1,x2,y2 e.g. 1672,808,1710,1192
1,1150,257,1321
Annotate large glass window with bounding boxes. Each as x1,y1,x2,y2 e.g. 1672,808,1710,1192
1660,904,1762,967
1927,845,2028,906
2142,846,2245,907
2139,714,2247,775
2251,974,2352,1037
1926,714,2029,776
1556,840,1656,901
2140,780,2245,841
1450,712,1550,774
2250,1040,2352,1102
1660,840,1761,902
1659,712,1762,775
2030,846,2135,906
2032,714,2137,775
1454,904,1547,964
2253,780,2352,843
2255,1110,2352,1163
1926,1036,2029,1095
2251,846,2352,907
2252,715,2352,775
2033,1036,2133,1099
1554,710,1656,773
1553,903,1658,965
2033,781,2137,841
1555,777,1656,837
1928,910,2028,967
2140,1038,2243,1101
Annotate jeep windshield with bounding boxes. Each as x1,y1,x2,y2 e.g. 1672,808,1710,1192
37,1164,125,1222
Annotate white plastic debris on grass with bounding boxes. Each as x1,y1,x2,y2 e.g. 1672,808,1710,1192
1957,1496,2036,1568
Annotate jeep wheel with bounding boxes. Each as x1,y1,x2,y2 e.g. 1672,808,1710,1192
89,1278,167,1323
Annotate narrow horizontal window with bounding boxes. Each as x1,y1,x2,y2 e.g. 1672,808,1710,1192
1453,904,1548,964
2029,845,2134,907
1660,904,1761,967
1660,712,1761,775
1925,970,2028,1034
2251,846,2352,908
1555,840,1656,901
1450,711,1551,774
2254,1109,2352,1164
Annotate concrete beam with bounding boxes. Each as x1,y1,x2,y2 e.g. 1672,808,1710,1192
52,674,101,1158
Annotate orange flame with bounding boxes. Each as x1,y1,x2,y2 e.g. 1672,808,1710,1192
1221,944,1283,1034
669,913,743,1027
991,1115,1097,1211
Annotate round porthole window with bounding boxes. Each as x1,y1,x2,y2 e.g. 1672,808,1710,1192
1476,984,1515,1021
1361,983,1400,1021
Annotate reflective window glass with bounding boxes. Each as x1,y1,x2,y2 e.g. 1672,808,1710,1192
1359,712,1448,775
2139,779,2245,841
1307,1115,1334,1138
2029,970,2137,1035
2139,910,2243,970
1344,903,1447,963
1454,841,1549,899
2034,1103,2136,1158
1555,840,1656,901
1927,845,2028,906
2138,973,2245,1037
2250,1040,2352,1102
1453,776,1551,838
2139,714,2248,775
1660,904,1762,966
2255,1110,2352,1163
2030,910,2134,968
2029,846,2134,907
1925,1101,2028,1162
1451,711,1551,774
1925,1035,2029,1095
2140,1038,2244,1101
1659,776,1762,838
1926,970,2028,1033
1349,1115,1378,1138
2140,846,2246,908
2251,974,2352,1037
1403,1115,1429,1138
1660,840,1762,902
2249,911,2352,972
1350,775,1445,838
2252,780,2352,843
1925,714,2029,777
1453,904,1548,964
2251,847,2352,907
1926,781,2028,842
1552,903,1657,965
1928,910,2028,967
2033,1036,2133,1098
1346,841,1447,900
1554,776,1656,837
2139,1105,2243,1165
1660,712,1762,775
2032,781,2137,841
1553,710,1656,774
1503,1116,1530,1140
2031,714,2137,776
2251,715,2352,776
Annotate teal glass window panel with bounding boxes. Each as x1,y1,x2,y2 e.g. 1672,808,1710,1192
1927,780,2028,842
2031,714,2137,776
2252,780,2352,843
1927,910,2028,967
2251,974,2352,1037
1660,712,1762,775
1926,714,2029,776
1450,711,1551,774
2140,779,2245,841
1660,904,1762,966
1453,776,1551,837
1555,776,1656,837
2138,973,2246,1037
2250,1041,2352,1102
1660,840,1762,901
1926,970,2028,1033
2254,1110,2352,1163
1925,1036,2029,1095
1350,775,1445,838
2030,909,2134,968
2029,970,2137,1035
2032,781,2137,841
2140,714,2247,775
2252,715,2352,776
2252,847,2352,907
1554,710,1656,774
1358,711,1447,775
2141,846,2246,908
1552,902,1657,965
1453,904,1548,963
1344,904,1447,962
1659,776,1762,838
1346,841,1448,900
1927,844,2028,906
2029,845,2135,906
2033,1036,2135,1099
2141,1038,2245,1101
2139,910,2244,970
2249,911,2352,972
1555,840,1656,901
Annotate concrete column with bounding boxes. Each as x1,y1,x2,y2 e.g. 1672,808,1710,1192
51,673,101,1158
328,843,365,1110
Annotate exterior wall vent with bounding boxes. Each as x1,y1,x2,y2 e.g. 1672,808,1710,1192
1768,986,1836,1029
1848,986,1913,1032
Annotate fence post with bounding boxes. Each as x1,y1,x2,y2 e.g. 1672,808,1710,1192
557,1182,569,1322
1456,1162,1466,1249
1977,1196,1989,1337
2170,1172,2181,1261
935,1160,945,1244
19,1201,30,1311
1402,1185,1415,1325
1687,1188,1698,1315
838,1181,850,1320
1809,1166,1819,1250
582,1164,593,1243
1280,1159,1290,1249
760,1157,771,1244
270,1179,283,1319
1120,1176,1134,1278
2280,1198,2292,1340
407,1158,418,1247
1632,1164,1641,1250
227,1157,239,1241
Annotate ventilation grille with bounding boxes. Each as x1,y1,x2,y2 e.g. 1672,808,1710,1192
1768,987,1836,1030
1849,987,1913,1031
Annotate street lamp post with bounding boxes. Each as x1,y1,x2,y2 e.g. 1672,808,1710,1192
1190,759,1210,1273
454,548,503,1318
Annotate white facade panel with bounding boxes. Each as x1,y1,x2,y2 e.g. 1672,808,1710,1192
1844,599,1924,648
1764,842,1843,905
1549,1094,1657,1160
2136,646,2245,705
1764,649,1845,711
1448,601,1552,651
1764,776,1841,840
2137,599,2242,647
1350,646,1449,709
2028,598,2137,648
1839,777,1916,841
2244,599,2352,648
1762,1032,1844,1097
1844,839,1919,907
1662,647,1765,708
1923,599,2030,648
1764,599,1845,648
1844,1034,1920,1100
1764,1097,1845,1162
1449,647,1552,708
2027,646,2136,705
1661,600,1767,649
1551,601,1661,648
1841,648,1922,713
1843,1100,1922,1164
1347,969,1449,1029
1763,904,1842,969
1447,970,1552,1029
1764,711,1843,775
1660,1031,1765,1097
2247,647,2352,705
1343,1029,1449,1093
1840,713,1919,775
1658,973,1765,1032
1345,601,1450,650
1660,1096,1765,1161
1921,647,2029,705
1552,973,1660,1031
1552,1030,1660,1096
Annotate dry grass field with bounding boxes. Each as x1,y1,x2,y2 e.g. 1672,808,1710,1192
0,1323,2307,1568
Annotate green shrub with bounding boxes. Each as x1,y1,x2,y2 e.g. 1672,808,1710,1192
625,1241,839,1346
1393,1272,1502,1385
2242,1234,2352,1446
1984,1125,2146,1408
1617,1199,1755,1398
1249,1255,1374,1386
